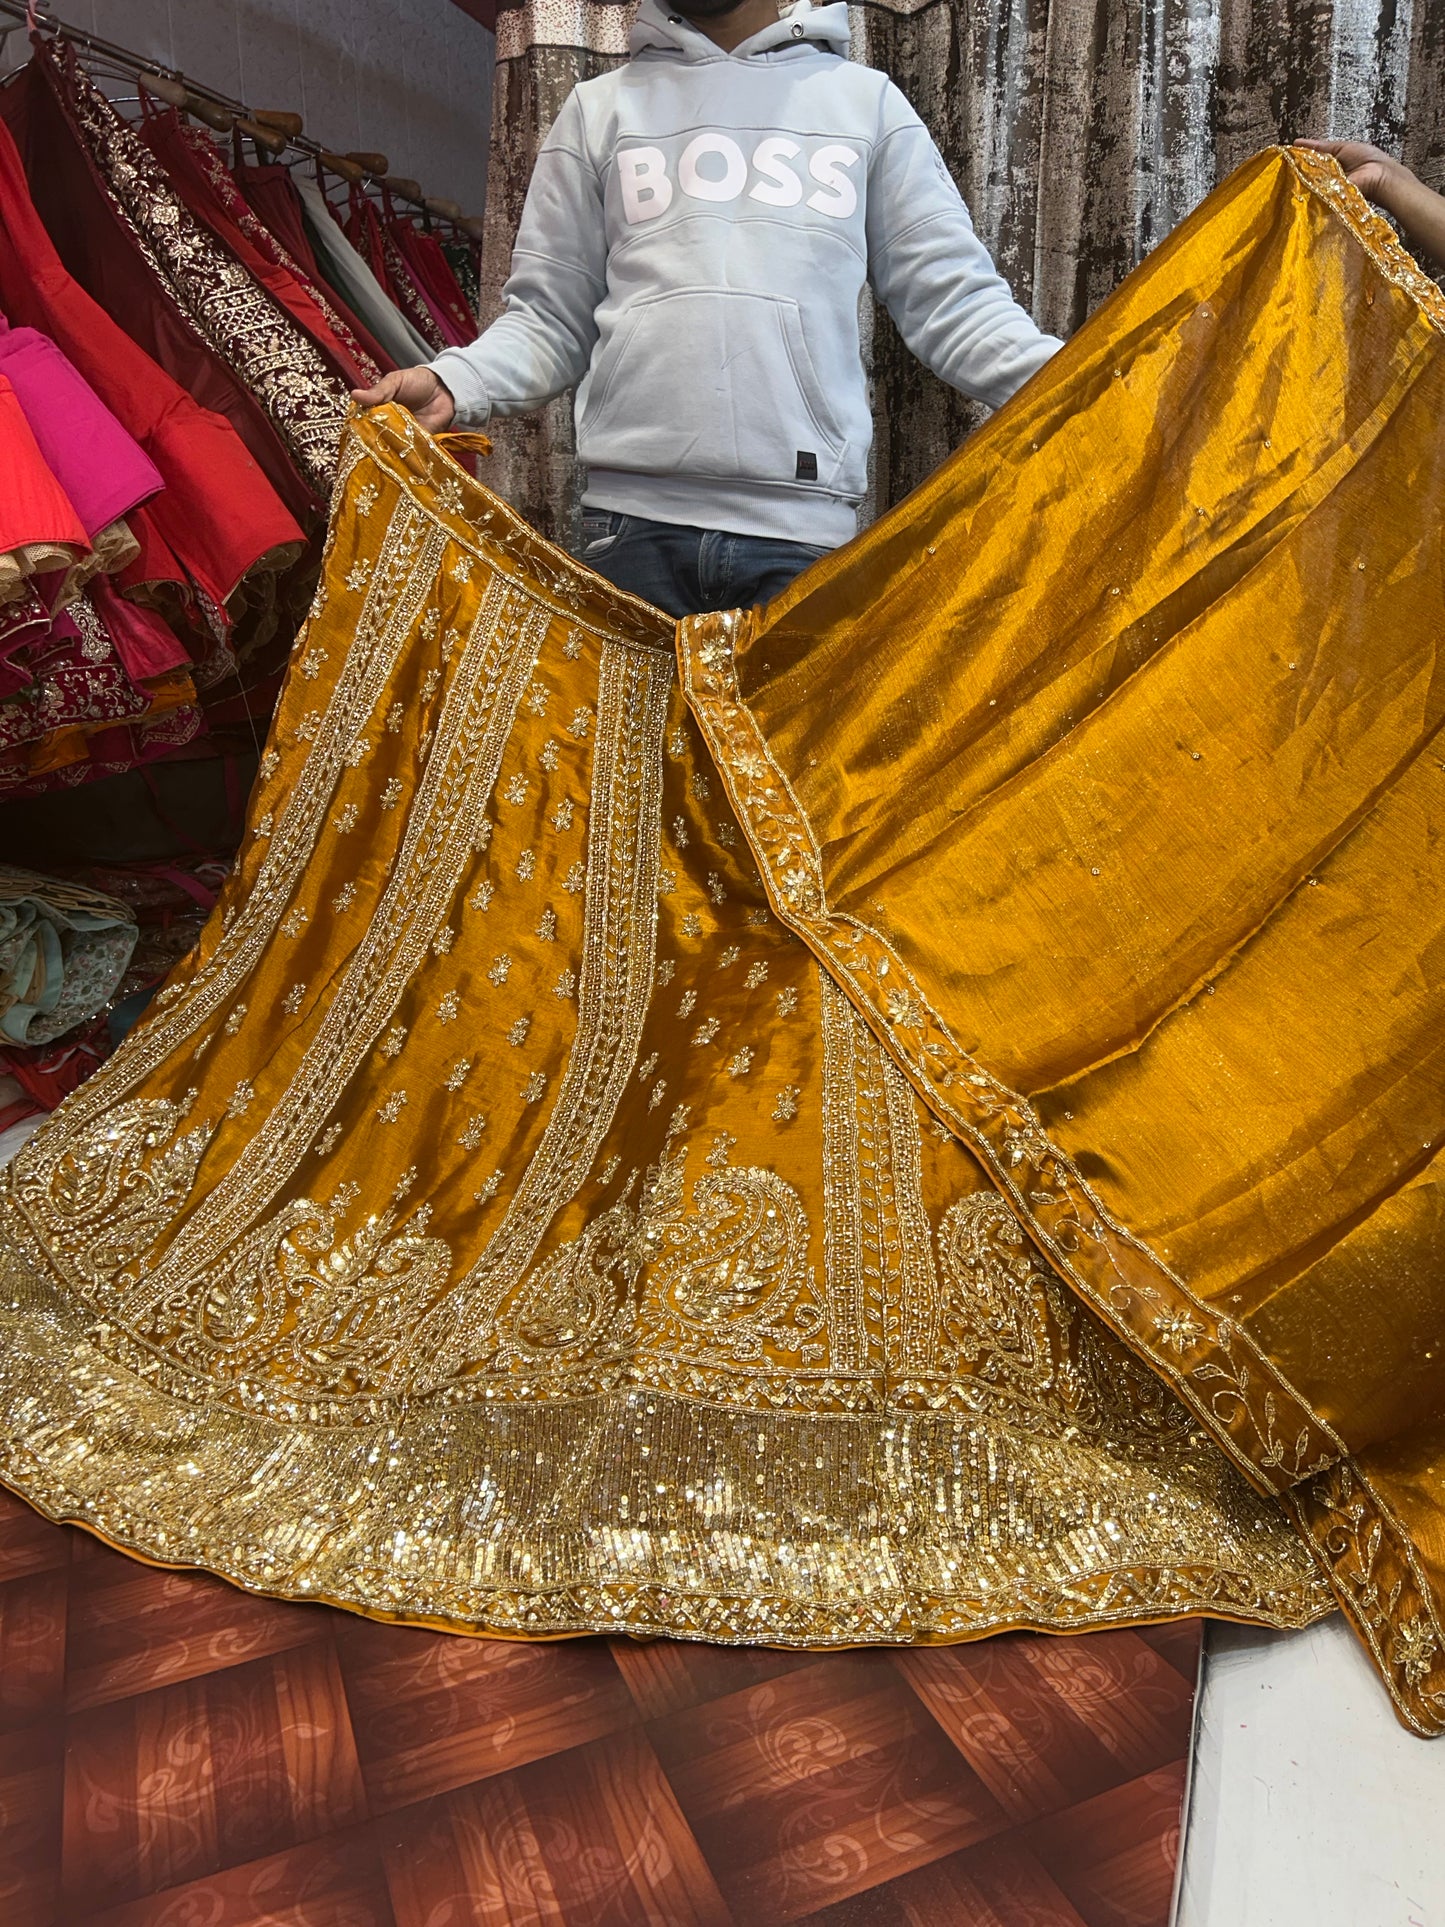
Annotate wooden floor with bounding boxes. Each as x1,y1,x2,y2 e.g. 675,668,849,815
0,1488,1200,1927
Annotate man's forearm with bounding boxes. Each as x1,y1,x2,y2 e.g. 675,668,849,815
1376,166,1445,267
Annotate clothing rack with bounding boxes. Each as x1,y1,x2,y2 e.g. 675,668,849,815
0,0,484,237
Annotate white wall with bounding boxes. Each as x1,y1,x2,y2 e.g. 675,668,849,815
4,0,494,216
1175,1618,1445,1927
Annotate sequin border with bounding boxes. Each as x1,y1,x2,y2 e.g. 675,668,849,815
676,596,1444,1736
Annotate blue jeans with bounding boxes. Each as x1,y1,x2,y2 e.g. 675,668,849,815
577,509,830,619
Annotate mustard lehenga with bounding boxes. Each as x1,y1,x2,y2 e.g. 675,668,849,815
2,148,1443,1734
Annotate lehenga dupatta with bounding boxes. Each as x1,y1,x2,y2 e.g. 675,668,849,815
681,146,1445,1733
0,147,1437,1732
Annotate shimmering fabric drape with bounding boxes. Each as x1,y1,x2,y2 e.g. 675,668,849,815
0,147,1439,1733
481,0,1445,530
0,383,1325,1663
680,146,1445,1734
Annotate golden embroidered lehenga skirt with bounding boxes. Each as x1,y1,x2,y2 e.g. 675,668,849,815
2,148,1443,1733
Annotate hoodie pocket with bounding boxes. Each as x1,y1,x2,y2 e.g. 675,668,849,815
578,287,854,492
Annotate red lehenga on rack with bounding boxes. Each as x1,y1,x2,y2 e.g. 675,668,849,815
388,212,476,347
0,372,90,612
1,37,348,524
0,109,303,635
230,157,398,378
345,185,450,354
137,105,388,393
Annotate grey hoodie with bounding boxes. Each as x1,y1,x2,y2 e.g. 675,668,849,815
432,0,1060,545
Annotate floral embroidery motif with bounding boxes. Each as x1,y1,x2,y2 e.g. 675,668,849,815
1392,1617,1440,1690
487,956,512,987
470,881,496,913
259,749,281,780
526,682,551,717
344,738,372,768
445,1060,473,1091
692,1019,720,1047
381,779,404,810
553,969,577,999
677,991,698,1018
682,912,703,938
1155,1309,1206,1351
392,1167,418,1201
522,1072,547,1103
668,726,688,757
777,987,799,1017
437,992,461,1023
503,774,529,806
772,1086,800,1121
517,850,537,881
385,703,404,732
658,869,676,897
716,822,738,848
377,1092,408,1123
728,1048,754,1076
648,1080,668,1110
450,555,472,584
691,770,712,801
475,1168,504,1201
551,798,576,832
345,561,372,592
282,984,306,1016
563,862,586,894
672,816,689,847
315,1123,343,1157
508,1017,532,1047
422,668,441,700
223,1004,247,1036
638,1053,660,1082
536,908,558,942
433,928,456,956
706,874,727,904
458,1115,487,1150
705,1132,736,1169
227,1081,255,1117
885,987,926,1030
333,804,358,835
718,945,740,969
301,649,327,680
380,1027,407,1059
539,739,561,773
281,907,309,938
598,1154,621,1183
253,812,273,840
568,707,591,740
332,882,356,913
745,962,769,989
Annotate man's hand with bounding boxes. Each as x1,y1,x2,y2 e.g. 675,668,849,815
1296,138,1445,266
350,365,457,431
1297,139,1406,208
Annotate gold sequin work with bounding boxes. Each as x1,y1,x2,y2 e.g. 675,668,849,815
0,404,1327,1660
